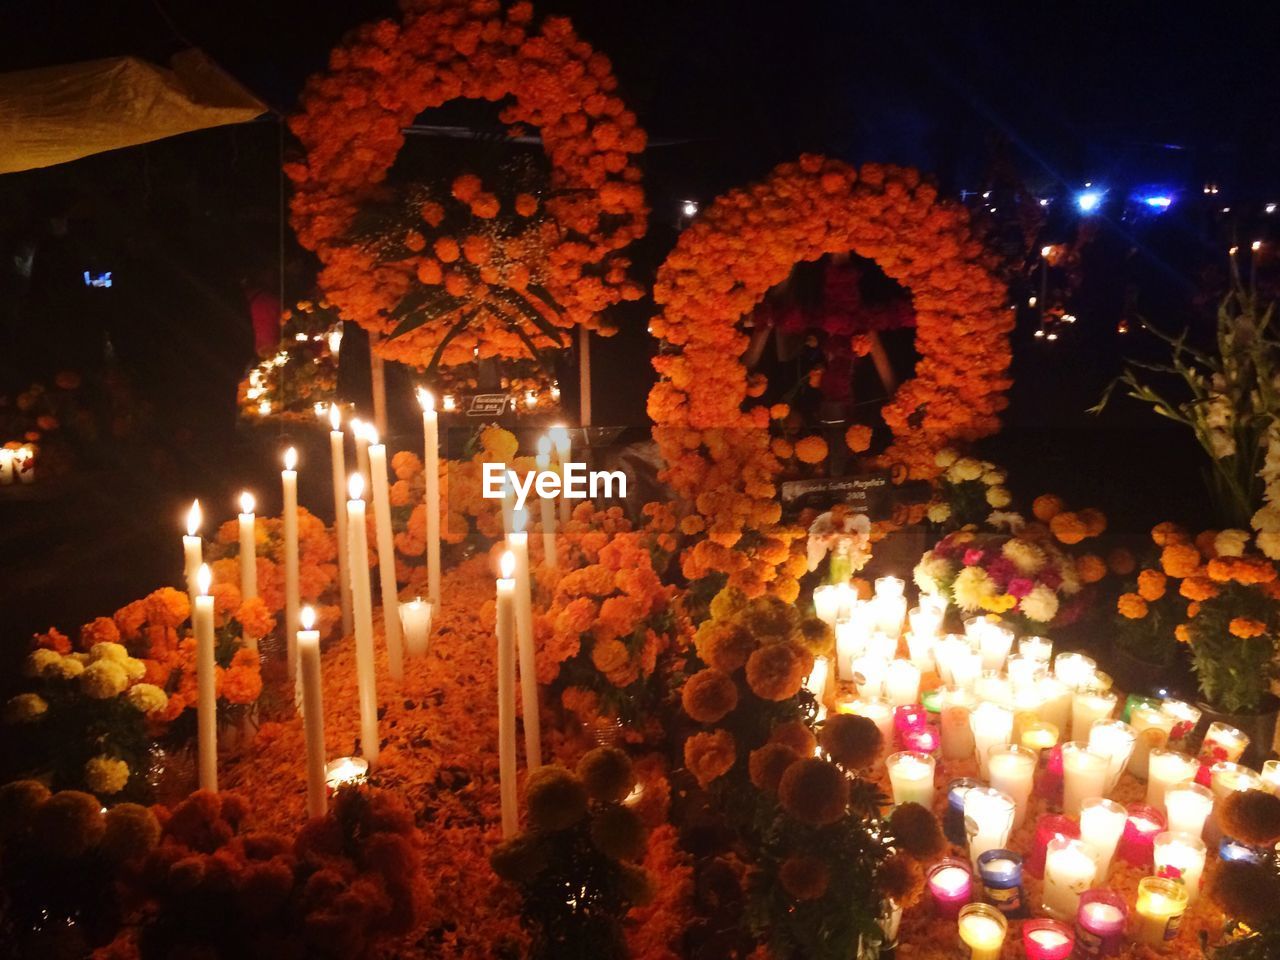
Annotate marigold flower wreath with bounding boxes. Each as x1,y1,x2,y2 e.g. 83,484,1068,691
648,155,1012,595
286,0,648,374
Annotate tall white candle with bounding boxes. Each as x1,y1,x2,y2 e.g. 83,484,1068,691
550,424,571,527
345,474,380,765
417,389,443,605
399,598,432,658
282,448,301,680
940,686,977,761
1042,836,1097,920
183,499,203,603
352,418,372,491
969,702,1013,780
1062,741,1109,816
887,751,935,807
1164,781,1214,839
1146,749,1200,812
297,606,326,818
508,511,541,769
366,430,405,681
1071,689,1117,742
535,437,558,570
194,564,217,792
328,404,354,638
1153,831,1206,902
964,786,1015,869
1087,719,1136,792
237,491,258,600
496,551,518,838
1036,675,1073,735
987,744,1036,828
1079,797,1126,880
977,622,1015,672
1128,703,1177,779
814,585,840,625
884,659,921,706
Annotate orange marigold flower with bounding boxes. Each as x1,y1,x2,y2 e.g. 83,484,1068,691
79,617,120,651
237,597,275,639
1187,602,1201,617
1174,624,1192,643
1179,577,1219,602
770,720,817,757
817,714,881,769
694,620,756,673
1160,543,1201,579
1117,593,1149,620
769,403,790,420
1107,547,1137,576
684,729,736,787
1229,618,1267,639
1076,554,1107,584
681,669,739,724
748,743,800,793
780,855,830,901
1137,570,1167,602
745,643,807,701
1032,494,1064,522
1079,508,1107,537
771,438,793,460
794,436,828,465
514,193,538,217
1152,521,1188,547
777,758,848,826
845,424,872,454
1049,511,1087,544
591,637,630,675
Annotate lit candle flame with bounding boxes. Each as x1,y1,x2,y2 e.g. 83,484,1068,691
186,499,202,537
239,490,255,514
284,447,298,471
329,402,341,431
500,550,515,579
417,387,435,413
327,328,343,354
366,425,380,446
301,605,316,631
197,563,212,596
442,394,457,412
348,473,365,501
351,417,363,435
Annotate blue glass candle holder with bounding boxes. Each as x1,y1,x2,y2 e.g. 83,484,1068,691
944,777,979,846
977,848,1027,918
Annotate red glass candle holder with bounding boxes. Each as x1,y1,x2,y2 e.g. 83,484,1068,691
1118,803,1166,867
1022,919,1075,960
904,726,939,754
894,704,929,747
1074,889,1127,959
926,857,973,918
1035,743,1064,806
1026,814,1078,879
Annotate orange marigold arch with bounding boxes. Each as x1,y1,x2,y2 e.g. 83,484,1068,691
648,155,1012,596
285,0,648,369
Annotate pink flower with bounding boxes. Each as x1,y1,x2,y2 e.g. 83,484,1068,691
963,548,985,566
1007,577,1035,599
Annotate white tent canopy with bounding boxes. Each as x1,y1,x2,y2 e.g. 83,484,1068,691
0,48,266,174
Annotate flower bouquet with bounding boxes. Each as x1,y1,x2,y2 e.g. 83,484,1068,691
922,449,1015,530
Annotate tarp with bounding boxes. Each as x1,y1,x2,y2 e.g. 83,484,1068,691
0,49,267,174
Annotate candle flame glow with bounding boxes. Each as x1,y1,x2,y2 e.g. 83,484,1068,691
327,328,343,354
500,550,515,579
417,387,435,413
348,473,365,501
366,425,380,446
239,490,255,514
549,424,569,458
284,447,298,471
329,402,341,431
186,499,202,537
301,605,316,630
197,563,211,596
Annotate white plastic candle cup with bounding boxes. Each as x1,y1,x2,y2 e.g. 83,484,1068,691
1128,703,1177,780
964,786,1016,870
1079,797,1127,881
1087,719,1136,793
885,659,922,706
978,622,1015,672
1201,722,1249,765
934,634,968,687
1006,654,1045,691
1061,741,1109,816
1041,836,1098,920
1153,831,1206,902
969,702,1014,780
905,626,937,673
940,686,977,761
987,744,1037,828
1053,652,1097,692
950,647,983,692
1019,635,1053,664
974,670,1014,709
1036,675,1072,735
1163,781,1214,839
1071,689,1117,742
1159,699,1201,742
887,751,936,808
851,655,889,699
1146,749,1200,813
813,584,840,625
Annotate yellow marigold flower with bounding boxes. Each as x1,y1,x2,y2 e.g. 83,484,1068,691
1076,554,1107,584
3,693,48,723
845,424,872,454
1049,511,1087,544
684,729,736,787
84,756,130,795
1229,617,1267,639
79,660,128,699
981,593,1017,614
794,435,828,465
1137,570,1167,601
1032,494,1064,522
1174,624,1192,643
1117,593,1149,619
1160,543,1201,579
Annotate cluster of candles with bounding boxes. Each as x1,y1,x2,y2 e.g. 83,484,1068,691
0,445,35,484
813,579,1280,956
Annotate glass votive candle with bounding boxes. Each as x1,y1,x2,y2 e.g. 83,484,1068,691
1092,671,1114,693
1079,797,1127,880
1074,889,1127,959
1198,721,1249,765
1129,701,1176,775
1159,699,1201,743
1053,651,1097,691
812,583,840,625
1021,720,1060,754
987,744,1037,827
850,655,889,698
933,633,968,687
1036,675,1072,736
940,686,977,761
920,591,948,617
1132,876,1188,950
1118,803,1166,867
324,756,369,793
894,703,929,740
1022,918,1075,960
1210,760,1265,800
1020,635,1053,664
1261,759,1280,794
951,646,983,692
887,751,936,807
1121,693,1159,723
974,669,1013,708
1007,654,1046,690
1153,830,1206,902
866,630,898,663
957,902,1007,960
1062,741,1109,816
1146,749,1200,813
1071,688,1117,742
885,659,922,706
978,622,1015,672
921,686,942,714
843,695,894,748
1041,836,1098,920
927,857,973,918
969,702,1014,780
904,725,940,755
875,574,905,599
1026,814,1079,878
965,786,1016,869
1219,836,1267,864
976,848,1026,917
944,777,981,846
1163,781,1214,839
1087,719,1136,792
905,624,938,673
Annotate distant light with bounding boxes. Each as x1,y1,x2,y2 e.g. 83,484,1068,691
1222,207,1231,214
1062,313,1077,324
1038,198,1051,207
1203,183,1219,195
1141,195,1172,210
982,191,991,199
1267,203,1277,215
1040,245,1053,258
1034,329,1046,338
1252,240,1263,252
1229,246,1240,256
1046,332,1058,341
1028,296,1038,307
1076,190,1103,213
680,199,699,218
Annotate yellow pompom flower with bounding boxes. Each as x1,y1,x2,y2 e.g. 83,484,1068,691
794,435,828,465
85,756,130,795
3,693,48,723
126,683,169,716
1117,593,1149,619
79,660,129,699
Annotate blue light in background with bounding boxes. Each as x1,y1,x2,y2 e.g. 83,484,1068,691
1076,189,1104,213
1141,195,1173,209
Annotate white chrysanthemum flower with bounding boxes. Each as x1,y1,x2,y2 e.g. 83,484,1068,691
84,755,130,795
1252,504,1280,532
953,566,997,612
126,683,169,716
1020,585,1060,623
926,502,952,524
913,554,954,596
986,486,1013,508
89,641,130,663
981,466,1007,486
1214,529,1250,558
23,648,63,679
1002,539,1046,575
987,511,1026,533
947,458,985,483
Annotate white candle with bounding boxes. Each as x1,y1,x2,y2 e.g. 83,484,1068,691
550,424,571,527
1006,655,1043,691
1164,781,1214,839
1262,759,1280,794
987,744,1036,828
834,616,862,682
501,470,516,537
1202,722,1249,765
417,389,442,605
804,656,831,721
183,499,203,602
297,606,326,818
237,491,258,600
1062,741,1109,816
496,551,518,838
950,645,982,692
1087,719,1136,792
508,511,541,769
964,786,1015,869
1071,689,1116,742
1019,635,1053,664
1147,749,1201,812
15,445,34,483
1154,831,1206,902
905,629,937,674
842,696,893,747
1036,675,1072,735
969,702,1013,780
1053,652,1096,692
977,622,1015,672
282,448,301,680
933,633,966,686
352,417,372,491
813,585,840,625
851,655,889,699
974,671,1013,708
345,474,380,765
194,564,217,792
0,448,12,484
1041,836,1097,920
872,576,907,638
1079,797,1126,880
887,751,935,807
1159,699,1201,741
884,659,921,706
907,604,942,643
1128,703,1177,779
535,437,558,570
940,686,977,761
399,598,432,658
328,404,354,638
366,430,405,681
1208,762,1264,842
